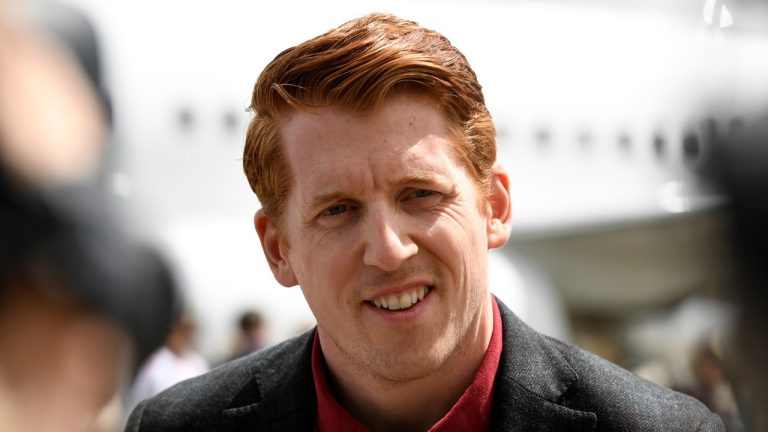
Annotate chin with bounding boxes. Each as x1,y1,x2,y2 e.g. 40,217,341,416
365,342,451,383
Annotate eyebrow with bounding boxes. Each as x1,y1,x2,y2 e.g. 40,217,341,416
304,192,348,220
397,172,449,187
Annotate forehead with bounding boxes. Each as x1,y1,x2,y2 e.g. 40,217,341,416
277,95,463,197
279,94,447,152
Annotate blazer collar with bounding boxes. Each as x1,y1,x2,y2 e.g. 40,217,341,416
490,300,596,431
220,329,318,431
215,300,596,431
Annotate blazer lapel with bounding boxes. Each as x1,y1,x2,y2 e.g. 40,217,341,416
490,300,596,432
219,329,318,432
489,376,596,431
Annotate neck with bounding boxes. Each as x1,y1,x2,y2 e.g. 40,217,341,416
320,293,494,432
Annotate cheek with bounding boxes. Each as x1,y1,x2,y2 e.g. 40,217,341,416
291,237,354,302
424,211,487,252
423,216,488,282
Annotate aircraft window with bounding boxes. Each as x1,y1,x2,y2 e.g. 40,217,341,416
618,131,632,153
729,116,745,137
682,131,701,161
577,130,593,149
223,110,239,132
535,128,551,149
177,107,195,131
653,133,666,160
702,117,718,143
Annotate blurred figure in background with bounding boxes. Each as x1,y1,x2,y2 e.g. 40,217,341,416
228,310,267,361
677,341,741,432
129,313,209,408
0,1,176,430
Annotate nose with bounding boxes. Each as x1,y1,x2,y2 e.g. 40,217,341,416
362,206,418,272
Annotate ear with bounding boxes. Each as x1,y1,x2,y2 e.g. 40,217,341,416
254,210,298,287
486,163,512,249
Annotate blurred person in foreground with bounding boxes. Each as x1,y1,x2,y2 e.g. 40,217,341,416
127,13,723,431
0,2,175,431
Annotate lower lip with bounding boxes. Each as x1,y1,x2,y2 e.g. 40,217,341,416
364,288,434,322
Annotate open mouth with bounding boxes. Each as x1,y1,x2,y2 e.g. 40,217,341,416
368,286,432,311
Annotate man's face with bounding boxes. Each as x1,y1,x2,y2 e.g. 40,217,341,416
258,94,510,382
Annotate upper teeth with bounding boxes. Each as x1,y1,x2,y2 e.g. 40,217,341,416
372,286,428,311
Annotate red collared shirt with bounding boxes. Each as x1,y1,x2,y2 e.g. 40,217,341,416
312,297,503,432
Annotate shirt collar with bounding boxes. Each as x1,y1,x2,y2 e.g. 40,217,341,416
312,296,503,432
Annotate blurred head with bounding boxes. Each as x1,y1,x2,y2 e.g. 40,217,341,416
243,13,496,225
0,0,107,187
233,311,266,355
240,311,264,335
165,314,196,356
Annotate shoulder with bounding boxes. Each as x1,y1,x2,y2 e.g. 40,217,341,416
494,299,723,431
547,336,724,431
125,329,316,432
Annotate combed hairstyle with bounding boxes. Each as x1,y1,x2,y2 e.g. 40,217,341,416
243,13,496,221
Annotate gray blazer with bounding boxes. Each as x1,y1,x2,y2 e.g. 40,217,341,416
126,300,724,431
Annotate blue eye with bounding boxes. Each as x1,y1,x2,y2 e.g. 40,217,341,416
401,189,441,208
412,189,434,198
325,204,347,216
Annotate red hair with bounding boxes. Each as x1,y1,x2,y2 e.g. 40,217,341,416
243,13,495,220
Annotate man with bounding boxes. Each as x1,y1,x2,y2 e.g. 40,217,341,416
127,13,723,431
